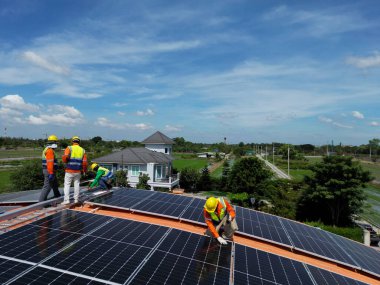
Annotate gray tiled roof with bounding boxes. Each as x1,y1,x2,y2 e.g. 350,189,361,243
141,131,175,145
93,147,173,164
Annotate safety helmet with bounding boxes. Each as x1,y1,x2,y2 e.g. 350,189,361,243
205,197,218,213
90,163,99,171
47,135,58,142
72,136,80,143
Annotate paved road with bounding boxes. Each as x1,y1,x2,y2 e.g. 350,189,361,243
256,155,291,179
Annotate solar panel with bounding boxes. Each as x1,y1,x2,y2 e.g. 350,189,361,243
0,257,31,284
129,229,232,285
0,224,83,263
179,198,206,224
235,206,293,247
88,188,156,210
8,266,106,285
128,191,194,219
306,264,369,285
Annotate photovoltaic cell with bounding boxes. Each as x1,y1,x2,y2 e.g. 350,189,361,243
0,257,31,284
88,188,155,209
307,264,369,285
42,236,152,284
129,191,194,218
30,210,113,235
0,224,83,263
180,198,205,224
8,267,106,285
235,206,293,247
234,243,314,285
129,229,231,285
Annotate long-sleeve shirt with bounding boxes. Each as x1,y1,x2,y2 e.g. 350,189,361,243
90,169,107,187
203,198,236,238
44,148,56,175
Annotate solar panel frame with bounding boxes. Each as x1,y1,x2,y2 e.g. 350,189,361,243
179,197,206,225
235,206,293,248
0,257,32,285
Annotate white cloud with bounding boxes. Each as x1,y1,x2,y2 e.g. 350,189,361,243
43,83,102,99
113,102,128,107
370,121,379,126
0,94,39,112
352,111,364,119
95,117,152,130
117,111,125,116
23,51,69,75
136,108,154,116
346,53,380,69
164,125,182,132
319,116,353,129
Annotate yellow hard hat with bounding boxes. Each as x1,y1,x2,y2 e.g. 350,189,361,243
205,197,218,213
48,135,58,142
72,136,80,143
90,163,98,171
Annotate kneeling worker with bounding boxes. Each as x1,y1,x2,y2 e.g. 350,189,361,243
89,163,114,190
204,196,238,245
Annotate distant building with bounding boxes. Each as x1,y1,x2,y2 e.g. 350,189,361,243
93,131,179,190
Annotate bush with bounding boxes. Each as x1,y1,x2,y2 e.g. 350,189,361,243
115,170,129,187
136,173,150,190
227,192,250,207
305,222,363,242
180,167,200,192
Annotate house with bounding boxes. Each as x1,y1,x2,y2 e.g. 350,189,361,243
93,131,179,190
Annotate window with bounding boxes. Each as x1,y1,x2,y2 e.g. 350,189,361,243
131,165,140,176
156,165,163,179
165,148,168,154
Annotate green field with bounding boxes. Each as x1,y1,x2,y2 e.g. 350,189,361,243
362,184,380,226
0,148,41,159
172,158,209,171
0,170,14,193
359,161,380,181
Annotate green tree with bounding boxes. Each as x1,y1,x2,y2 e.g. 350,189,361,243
179,167,200,192
197,167,212,192
10,159,44,191
297,156,372,226
220,160,230,191
136,173,151,190
115,170,129,187
227,157,272,195
91,136,103,144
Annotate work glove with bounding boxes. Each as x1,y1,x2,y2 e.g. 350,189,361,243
48,174,55,181
228,215,234,222
217,236,227,245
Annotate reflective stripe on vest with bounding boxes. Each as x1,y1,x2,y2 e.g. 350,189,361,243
209,198,226,222
41,147,58,170
66,145,85,171
98,166,112,178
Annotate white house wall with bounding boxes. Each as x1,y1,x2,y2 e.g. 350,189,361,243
145,144,172,154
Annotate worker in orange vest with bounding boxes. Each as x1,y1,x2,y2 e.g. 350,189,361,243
39,135,61,202
62,136,87,204
204,196,238,245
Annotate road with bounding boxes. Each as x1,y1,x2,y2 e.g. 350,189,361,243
256,155,291,179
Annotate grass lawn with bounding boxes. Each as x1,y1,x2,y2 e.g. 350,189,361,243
0,170,15,193
173,158,209,171
362,184,380,226
0,148,42,159
359,161,380,181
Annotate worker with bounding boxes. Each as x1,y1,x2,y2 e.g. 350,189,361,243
88,163,114,190
61,136,87,204
39,135,61,202
204,196,238,245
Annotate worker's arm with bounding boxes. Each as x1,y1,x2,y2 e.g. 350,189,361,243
45,148,55,175
204,209,220,238
82,153,88,173
90,169,105,187
62,147,71,163
224,198,236,219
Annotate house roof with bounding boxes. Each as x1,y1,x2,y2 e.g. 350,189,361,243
93,147,173,164
141,131,175,145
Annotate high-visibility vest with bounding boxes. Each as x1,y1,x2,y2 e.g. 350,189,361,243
66,145,85,171
41,147,58,170
207,198,226,222
98,166,113,179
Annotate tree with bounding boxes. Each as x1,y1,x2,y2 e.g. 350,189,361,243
136,173,151,190
297,156,372,226
179,167,200,192
91,136,103,144
197,167,212,192
10,159,45,191
227,157,272,195
115,170,129,187
220,160,230,191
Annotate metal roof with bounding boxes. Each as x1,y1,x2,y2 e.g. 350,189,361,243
93,147,173,164
141,131,175,145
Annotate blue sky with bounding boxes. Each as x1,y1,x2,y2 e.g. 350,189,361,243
0,0,379,145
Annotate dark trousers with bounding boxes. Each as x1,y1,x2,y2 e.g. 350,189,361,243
39,169,61,202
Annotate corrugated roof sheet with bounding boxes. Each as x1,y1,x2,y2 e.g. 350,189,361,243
93,147,173,164
141,131,175,145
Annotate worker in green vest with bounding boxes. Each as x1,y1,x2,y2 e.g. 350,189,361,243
89,163,114,190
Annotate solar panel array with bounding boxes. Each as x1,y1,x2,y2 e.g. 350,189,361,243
0,210,233,284
86,188,380,278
